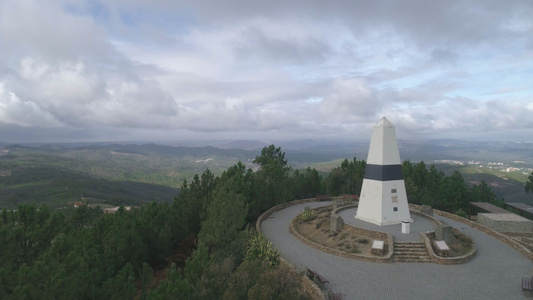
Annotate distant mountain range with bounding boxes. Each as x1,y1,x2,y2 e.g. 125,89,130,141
2,138,533,164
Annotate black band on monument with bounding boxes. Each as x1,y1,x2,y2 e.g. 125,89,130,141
364,164,404,181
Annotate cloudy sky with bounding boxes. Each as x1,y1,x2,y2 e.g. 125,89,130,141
0,0,532,143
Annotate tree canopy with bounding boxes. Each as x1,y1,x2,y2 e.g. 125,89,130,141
526,171,533,194
0,145,503,299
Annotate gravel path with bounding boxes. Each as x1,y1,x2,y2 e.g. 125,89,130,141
261,202,532,299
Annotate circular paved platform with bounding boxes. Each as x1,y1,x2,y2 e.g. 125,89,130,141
261,202,532,299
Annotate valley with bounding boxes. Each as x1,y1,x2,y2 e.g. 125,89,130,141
1,139,532,209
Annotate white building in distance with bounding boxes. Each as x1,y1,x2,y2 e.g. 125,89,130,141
355,117,411,226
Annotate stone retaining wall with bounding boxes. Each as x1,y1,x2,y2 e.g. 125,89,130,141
410,204,533,261
410,209,443,225
290,218,394,263
333,204,390,240
255,198,326,300
513,239,533,253
504,232,533,238
420,232,477,265
333,204,392,259
333,203,357,215
256,198,317,232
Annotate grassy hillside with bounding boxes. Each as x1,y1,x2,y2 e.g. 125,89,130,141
1,141,532,209
0,144,299,209
1,144,258,188
0,163,179,209
0,144,227,209
0,143,342,209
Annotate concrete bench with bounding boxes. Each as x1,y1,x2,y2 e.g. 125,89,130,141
435,240,450,257
306,267,329,288
371,240,384,256
523,276,533,289
316,195,331,202
523,276,533,297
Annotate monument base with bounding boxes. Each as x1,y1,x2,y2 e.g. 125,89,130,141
355,214,413,226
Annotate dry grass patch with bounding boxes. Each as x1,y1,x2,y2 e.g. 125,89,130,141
447,229,474,256
429,228,474,257
293,206,374,256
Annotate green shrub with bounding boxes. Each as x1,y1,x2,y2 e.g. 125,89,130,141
455,208,468,219
299,206,316,222
245,232,280,268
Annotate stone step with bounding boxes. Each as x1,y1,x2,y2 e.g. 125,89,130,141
396,251,427,255
393,241,431,263
394,249,428,253
394,245,425,248
395,257,432,263
394,246,426,250
394,242,425,246
395,252,429,257
394,256,432,263
394,241,425,245
396,254,431,258
394,246,426,251
394,246,427,251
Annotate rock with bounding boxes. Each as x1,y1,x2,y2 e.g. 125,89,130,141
330,214,344,232
435,223,453,244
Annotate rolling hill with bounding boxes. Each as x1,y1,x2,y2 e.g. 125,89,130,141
1,139,532,209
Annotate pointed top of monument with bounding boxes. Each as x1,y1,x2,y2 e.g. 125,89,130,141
366,116,401,165
376,117,394,128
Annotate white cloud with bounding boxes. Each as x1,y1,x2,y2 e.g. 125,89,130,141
320,78,379,120
0,0,108,62
0,0,532,142
0,85,61,127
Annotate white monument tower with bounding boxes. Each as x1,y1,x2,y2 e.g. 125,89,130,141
355,117,411,226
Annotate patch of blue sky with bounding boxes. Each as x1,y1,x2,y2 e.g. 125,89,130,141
485,74,533,98
282,65,333,83
118,10,194,34
86,1,109,19
305,97,323,104
445,65,533,100
373,69,442,90
440,73,495,99
63,1,110,22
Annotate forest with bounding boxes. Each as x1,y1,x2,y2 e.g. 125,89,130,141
0,145,504,299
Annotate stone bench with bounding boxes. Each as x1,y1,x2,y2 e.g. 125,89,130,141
523,277,533,287
434,240,450,257
316,195,331,202
371,240,384,256
523,276,533,297
306,267,329,289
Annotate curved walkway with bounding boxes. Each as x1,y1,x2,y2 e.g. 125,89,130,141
261,202,532,299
